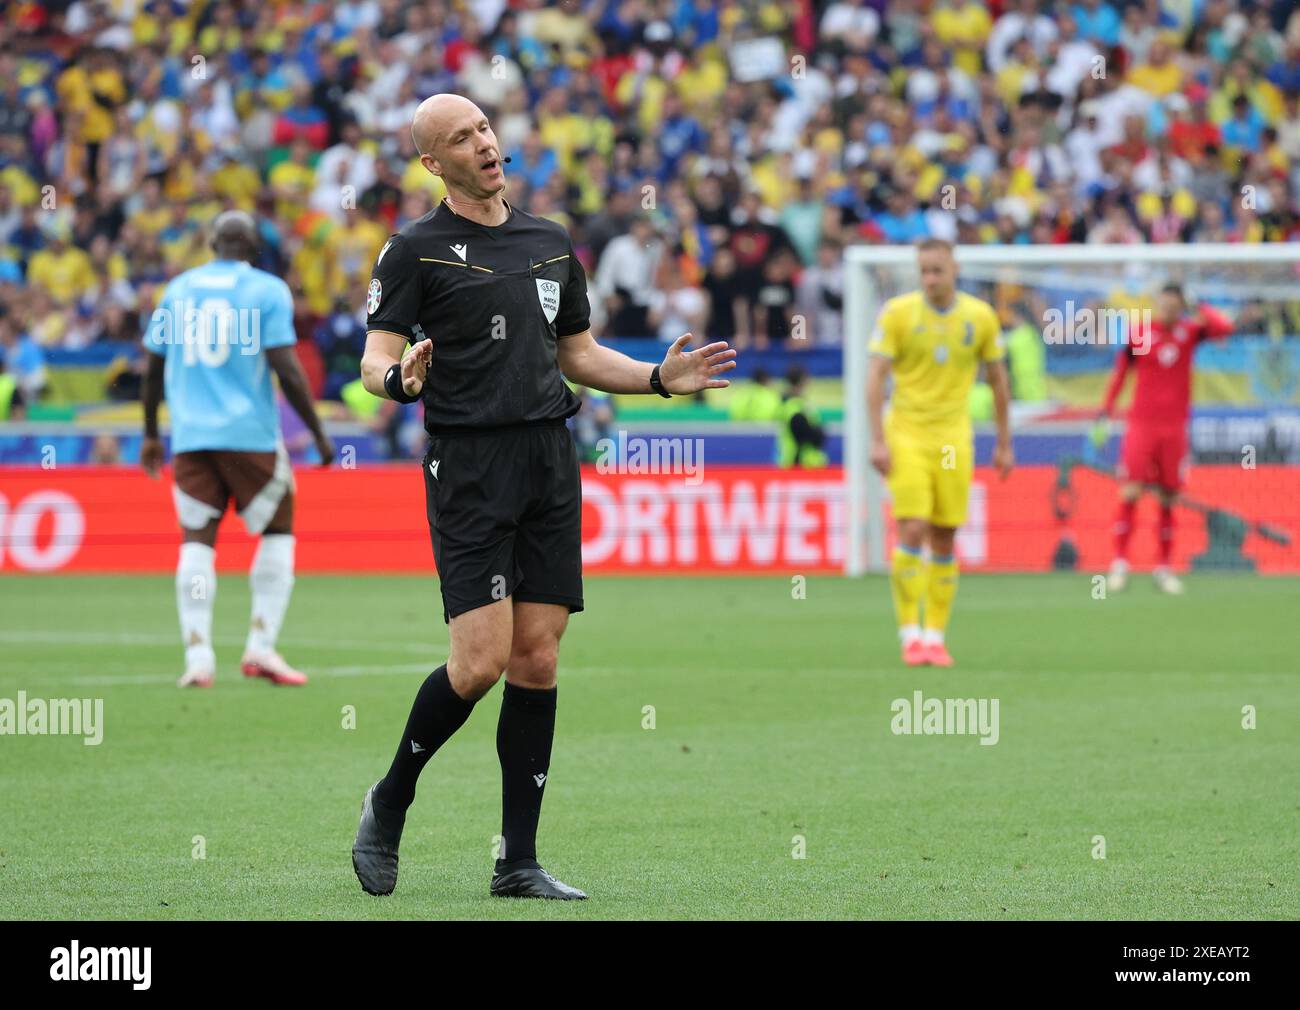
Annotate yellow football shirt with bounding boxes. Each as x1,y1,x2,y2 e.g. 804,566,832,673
870,290,1004,433
28,246,96,304
932,4,991,76
1127,61,1183,98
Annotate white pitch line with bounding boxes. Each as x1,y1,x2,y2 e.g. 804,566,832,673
0,630,178,645
0,662,738,688
0,664,1213,690
306,662,434,678
42,662,437,688
25,661,629,688
0,630,440,654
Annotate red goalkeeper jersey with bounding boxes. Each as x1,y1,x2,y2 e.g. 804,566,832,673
1102,304,1233,426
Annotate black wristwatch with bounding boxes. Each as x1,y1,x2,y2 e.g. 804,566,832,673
649,364,671,398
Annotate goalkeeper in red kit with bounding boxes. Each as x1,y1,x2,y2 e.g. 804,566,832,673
1098,284,1233,594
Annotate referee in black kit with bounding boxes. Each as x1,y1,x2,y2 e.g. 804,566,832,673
352,94,736,900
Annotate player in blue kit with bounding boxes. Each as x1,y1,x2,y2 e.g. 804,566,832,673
141,211,334,688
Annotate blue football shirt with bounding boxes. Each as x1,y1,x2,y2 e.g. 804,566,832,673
143,260,296,454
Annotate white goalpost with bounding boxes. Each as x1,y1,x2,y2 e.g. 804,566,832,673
842,242,1300,576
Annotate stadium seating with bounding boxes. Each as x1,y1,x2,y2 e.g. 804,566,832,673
0,0,1297,448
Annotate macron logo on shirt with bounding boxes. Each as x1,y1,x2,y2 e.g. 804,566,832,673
450,244,467,262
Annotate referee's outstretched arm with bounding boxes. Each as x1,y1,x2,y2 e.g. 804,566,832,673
361,328,736,402
558,330,737,396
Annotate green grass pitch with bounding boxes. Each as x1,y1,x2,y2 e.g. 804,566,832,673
1,572,1296,920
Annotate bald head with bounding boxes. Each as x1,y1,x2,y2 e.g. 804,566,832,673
410,93,507,204
411,93,481,158
210,210,259,262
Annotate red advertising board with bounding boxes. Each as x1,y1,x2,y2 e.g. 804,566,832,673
0,465,1295,574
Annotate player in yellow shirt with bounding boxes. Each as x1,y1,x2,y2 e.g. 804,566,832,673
866,240,1013,667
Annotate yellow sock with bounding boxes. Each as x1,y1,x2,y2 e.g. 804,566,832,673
924,556,959,636
890,546,926,636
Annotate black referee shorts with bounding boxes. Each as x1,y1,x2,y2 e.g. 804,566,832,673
422,420,584,623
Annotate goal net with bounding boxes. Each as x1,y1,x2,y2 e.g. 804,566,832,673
842,243,1300,576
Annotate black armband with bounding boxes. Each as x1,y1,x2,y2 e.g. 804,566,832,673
649,364,671,398
384,362,422,404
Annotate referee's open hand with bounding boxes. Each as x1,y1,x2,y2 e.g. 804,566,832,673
402,338,433,396
659,333,737,394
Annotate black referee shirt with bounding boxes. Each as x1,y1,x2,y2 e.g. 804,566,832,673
366,200,589,432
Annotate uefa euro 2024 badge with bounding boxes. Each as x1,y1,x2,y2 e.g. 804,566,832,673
367,278,382,314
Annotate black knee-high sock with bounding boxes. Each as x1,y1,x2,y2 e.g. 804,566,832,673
496,682,557,867
375,665,474,815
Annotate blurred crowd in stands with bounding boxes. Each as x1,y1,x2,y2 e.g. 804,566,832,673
1,0,1299,417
